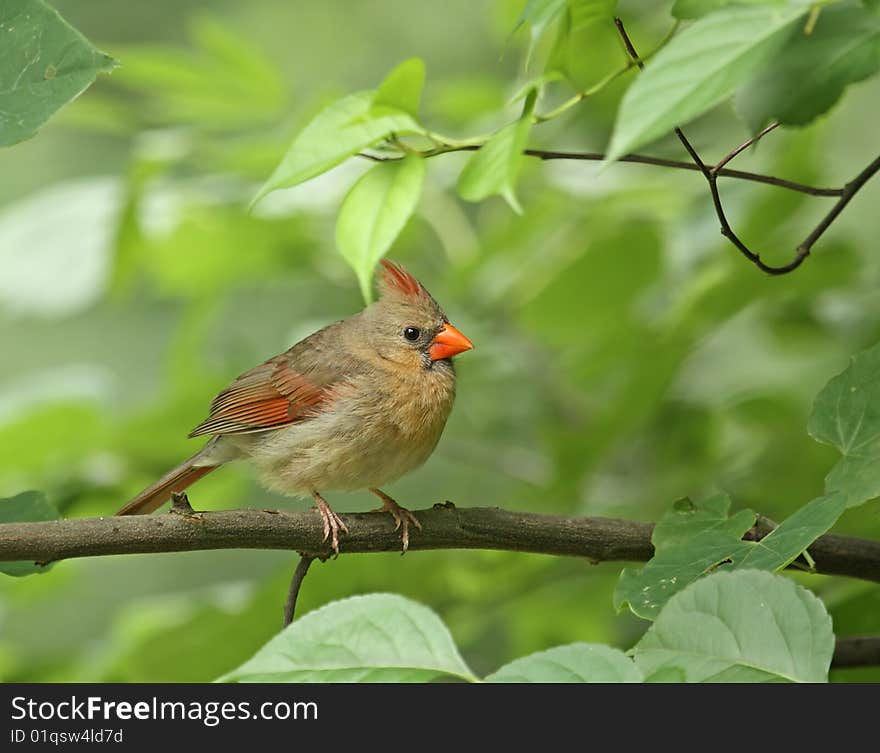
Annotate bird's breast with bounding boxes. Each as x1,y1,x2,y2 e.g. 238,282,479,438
235,364,457,495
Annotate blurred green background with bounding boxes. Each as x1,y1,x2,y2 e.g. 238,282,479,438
1,0,879,682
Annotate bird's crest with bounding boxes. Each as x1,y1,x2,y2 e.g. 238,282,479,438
378,259,423,299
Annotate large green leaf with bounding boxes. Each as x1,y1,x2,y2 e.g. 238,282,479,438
0,0,116,146
372,57,425,119
335,154,426,303
672,0,784,19
486,643,642,682
672,0,729,19
605,3,809,162
219,594,477,682
737,5,880,130
633,570,834,682
457,88,536,212
0,490,59,576
614,495,755,620
808,341,880,507
615,492,846,620
250,91,421,207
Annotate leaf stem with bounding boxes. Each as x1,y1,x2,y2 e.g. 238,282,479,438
533,21,679,124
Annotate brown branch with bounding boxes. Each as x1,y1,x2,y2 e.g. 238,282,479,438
2,505,879,583
360,147,843,197
282,554,314,627
4,506,880,666
831,636,880,669
612,16,880,276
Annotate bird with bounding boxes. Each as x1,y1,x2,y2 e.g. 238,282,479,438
116,260,473,554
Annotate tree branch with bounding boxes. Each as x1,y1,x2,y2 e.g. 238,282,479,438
612,16,880,276
4,506,880,666
2,505,879,583
831,636,880,669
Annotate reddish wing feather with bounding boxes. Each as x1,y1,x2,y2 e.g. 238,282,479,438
189,358,328,437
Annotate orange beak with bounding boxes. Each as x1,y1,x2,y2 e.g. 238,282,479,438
429,323,474,361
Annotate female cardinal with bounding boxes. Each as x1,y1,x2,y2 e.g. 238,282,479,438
117,260,473,553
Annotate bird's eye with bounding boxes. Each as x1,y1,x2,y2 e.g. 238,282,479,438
403,326,421,341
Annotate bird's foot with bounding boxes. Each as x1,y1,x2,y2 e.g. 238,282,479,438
370,488,421,554
312,492,348,557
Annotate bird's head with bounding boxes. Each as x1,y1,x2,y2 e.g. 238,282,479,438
357,260,473,371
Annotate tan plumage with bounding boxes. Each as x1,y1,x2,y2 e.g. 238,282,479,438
117,261,473,552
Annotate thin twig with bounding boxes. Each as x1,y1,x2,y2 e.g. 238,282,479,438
799,154,880,252
614,15,642,64
359,147,843,197
533,65,630,123
713,122,779,174
613,16,880,276
282,554,314,627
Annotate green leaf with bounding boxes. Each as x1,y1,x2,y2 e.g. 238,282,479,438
336,154,426,303
643,667,687,683
508,70,564,105
808,341,880,507
486,643,642,682
372,58,425,119
219,593,477,683
545,0,619,89
672,0,783,20
605,4,809,162
251,92,421,207
0,0,117,147
730,494,846,571
633,570,834,682
616,492,848,620
512,0,568,66
568,0,617,27
737,5,880,131
614,495,755,620
0,491,59,576
672,0,728,18
457,88,536,212
110,16,287,130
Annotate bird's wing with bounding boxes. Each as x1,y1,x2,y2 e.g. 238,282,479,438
188,333,347,437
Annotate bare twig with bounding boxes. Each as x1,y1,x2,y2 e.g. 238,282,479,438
359,147,843,197
282,554,314,627
712,122,779,174
613,16,880,276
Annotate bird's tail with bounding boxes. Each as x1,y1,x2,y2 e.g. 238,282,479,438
117,449,219,516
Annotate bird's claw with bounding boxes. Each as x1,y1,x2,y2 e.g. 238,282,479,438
371,490,420,554
312,493,348,557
